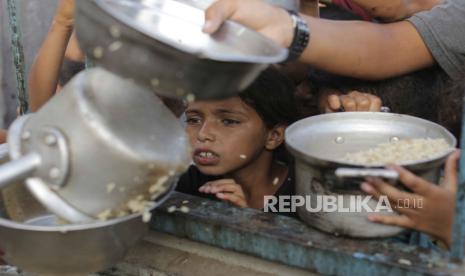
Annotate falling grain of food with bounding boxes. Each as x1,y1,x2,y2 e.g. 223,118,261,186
180,206,190,213
142,211,152,223
93,46,104,58
272,177,279,186
109,25,121,38
398,259,412,266
106,182,116,193
186,93,196,103
108,41,123,52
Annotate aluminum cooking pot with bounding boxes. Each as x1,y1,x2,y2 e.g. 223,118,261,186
286,112,456,238
0,180,150,275
75,0,287,100
0,68,190,223
176,0,301,12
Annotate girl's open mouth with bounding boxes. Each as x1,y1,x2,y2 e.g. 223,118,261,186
193,149,220,166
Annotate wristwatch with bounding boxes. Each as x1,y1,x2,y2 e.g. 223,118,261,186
286,11,310,62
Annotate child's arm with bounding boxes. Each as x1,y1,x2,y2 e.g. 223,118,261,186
28,0,75,112
361,150,460,248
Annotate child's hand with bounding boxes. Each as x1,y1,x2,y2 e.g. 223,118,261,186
319,90,382,113
54,0,75,29
360,150,460,248
199,179,248,207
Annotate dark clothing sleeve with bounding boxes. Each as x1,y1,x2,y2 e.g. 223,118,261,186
175,165,219,200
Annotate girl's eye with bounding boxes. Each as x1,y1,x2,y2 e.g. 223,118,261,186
185,117,202,125
222,119,240,126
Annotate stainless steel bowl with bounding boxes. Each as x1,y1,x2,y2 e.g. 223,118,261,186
75,0,288,100
175,0,300,12
286,112,456,238
0,181,149,275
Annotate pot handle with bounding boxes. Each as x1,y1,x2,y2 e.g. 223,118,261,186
335,168,399,182
0,153,41,189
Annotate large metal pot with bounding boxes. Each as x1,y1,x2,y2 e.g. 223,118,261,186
286,112,456,238
75,0,287,100
0,181,149,275
176,0,301,12
0,68,190,223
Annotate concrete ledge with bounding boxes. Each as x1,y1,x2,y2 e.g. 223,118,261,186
149,192,463,276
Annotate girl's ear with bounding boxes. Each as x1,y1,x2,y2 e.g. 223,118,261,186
265,125,286,150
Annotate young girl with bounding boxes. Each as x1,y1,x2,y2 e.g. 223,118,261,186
176,68,301,215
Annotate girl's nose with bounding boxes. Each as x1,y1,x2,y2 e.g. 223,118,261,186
197,122,215,142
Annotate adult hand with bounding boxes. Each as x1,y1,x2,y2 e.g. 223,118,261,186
319,90,383,113
203,0,294,48
361,150,460,248
199,179,248,207
54,0,75,29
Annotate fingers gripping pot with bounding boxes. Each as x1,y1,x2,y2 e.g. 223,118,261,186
285,112,456,238
75,0,288,100
1,68,191,223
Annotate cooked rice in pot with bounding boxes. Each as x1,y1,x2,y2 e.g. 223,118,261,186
342,138,450,165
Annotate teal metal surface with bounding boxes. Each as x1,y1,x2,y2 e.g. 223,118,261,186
151,192,460,276
6,0,28,114
451,96,465,261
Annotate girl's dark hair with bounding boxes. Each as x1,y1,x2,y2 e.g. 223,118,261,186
58,59,85,86
239,67,301,129
239,67,301,163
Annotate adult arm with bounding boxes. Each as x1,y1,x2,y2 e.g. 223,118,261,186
204,0,435,80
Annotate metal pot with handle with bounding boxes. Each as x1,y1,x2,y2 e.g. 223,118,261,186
0,68,191,223
285,112,456,238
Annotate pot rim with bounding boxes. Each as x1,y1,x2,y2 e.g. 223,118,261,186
285,112,457,169
91,0,288,63
0,210,142,232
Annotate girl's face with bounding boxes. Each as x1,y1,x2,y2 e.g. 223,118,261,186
184,97,271,176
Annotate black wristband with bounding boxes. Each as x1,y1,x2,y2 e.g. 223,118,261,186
286,11,310,62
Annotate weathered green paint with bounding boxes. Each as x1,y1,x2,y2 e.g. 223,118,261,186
7,0,28,114
151,192,459,276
